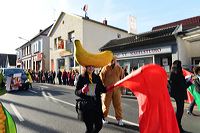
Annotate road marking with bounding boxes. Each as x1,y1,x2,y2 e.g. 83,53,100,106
10,103,24,122
47,93,58,103
42,91,49,101
48,95,75,107
40,85,48,88
28,89,38,94
107,115,139,127
47,95,139,127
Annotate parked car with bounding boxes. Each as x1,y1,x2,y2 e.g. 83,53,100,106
0,68,30,91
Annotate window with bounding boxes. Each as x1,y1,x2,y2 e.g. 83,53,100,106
58,37,64,49
117,33,121,38
68,31,75,42
54,38,57,49
54,37,64,49
38,41,41,52
27,46,28,55
69,56,78,68
29,45,31,54
29,60,31,68
27,60,28,69
57,59,65,69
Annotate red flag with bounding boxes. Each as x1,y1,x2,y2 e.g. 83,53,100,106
114,64,179,133
182,69,194,103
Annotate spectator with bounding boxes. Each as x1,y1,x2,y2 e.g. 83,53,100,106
168,60,190,132
62,69,67,85
57,68,62,85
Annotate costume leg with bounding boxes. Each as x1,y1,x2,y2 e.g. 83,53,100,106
112,87,123,120
102,92,113,118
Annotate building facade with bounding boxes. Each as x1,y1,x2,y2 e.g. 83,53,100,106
48,12,131,72
100,16,200,74
16,25,53,71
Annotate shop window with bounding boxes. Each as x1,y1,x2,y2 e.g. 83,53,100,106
58,59,65,69
69,56,78,68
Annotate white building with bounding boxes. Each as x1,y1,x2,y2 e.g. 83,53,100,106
48,12,131,72
16,25,53,71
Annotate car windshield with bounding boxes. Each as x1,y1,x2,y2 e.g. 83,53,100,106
4,68,25,77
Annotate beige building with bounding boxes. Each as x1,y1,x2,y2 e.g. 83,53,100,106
48,12,131,72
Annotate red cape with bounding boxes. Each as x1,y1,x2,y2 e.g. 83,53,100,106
114,64,179,133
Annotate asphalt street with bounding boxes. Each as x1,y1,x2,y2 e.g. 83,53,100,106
0,83,199,133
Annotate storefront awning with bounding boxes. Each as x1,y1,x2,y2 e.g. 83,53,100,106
59,50,72,57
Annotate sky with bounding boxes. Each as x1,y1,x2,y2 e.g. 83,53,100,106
0,0,199,54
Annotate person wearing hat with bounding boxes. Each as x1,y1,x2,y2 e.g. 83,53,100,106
99,56,124,126
74,40,113,133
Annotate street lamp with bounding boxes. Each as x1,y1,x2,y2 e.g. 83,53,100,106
18,37,29,42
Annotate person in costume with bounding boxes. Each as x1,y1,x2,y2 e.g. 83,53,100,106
113,64,179,133
187,66,200,115
75,66,106,133
99,56,124,126
74,40,113,133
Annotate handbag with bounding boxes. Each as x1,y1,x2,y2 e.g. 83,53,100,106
75,98,88,121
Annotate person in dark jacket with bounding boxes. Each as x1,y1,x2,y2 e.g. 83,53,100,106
75,66,106,133
57,68,62,85
169,60,189,133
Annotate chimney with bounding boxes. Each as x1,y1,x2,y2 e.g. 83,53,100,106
103,18,107,25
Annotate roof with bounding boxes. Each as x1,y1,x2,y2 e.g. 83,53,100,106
81,16,128,33
30,24,53,42
48,12,128,37
152,16,200,31
100,26,177,51
7,54,17,66
17,24,53,49
0,54,17,67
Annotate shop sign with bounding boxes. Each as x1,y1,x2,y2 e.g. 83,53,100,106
115,46,171,58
